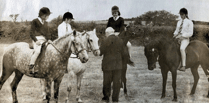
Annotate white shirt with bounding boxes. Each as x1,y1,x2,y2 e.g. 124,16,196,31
173,18,194,38
58,22,73,37
38,17,44,25
113,16,120,21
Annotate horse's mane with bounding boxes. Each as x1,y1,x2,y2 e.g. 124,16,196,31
145,33,174,47
53,34,71,45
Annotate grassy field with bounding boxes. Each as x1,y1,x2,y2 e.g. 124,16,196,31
0,43,209,103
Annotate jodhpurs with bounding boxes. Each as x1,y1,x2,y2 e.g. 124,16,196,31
180,39,189,66
30,36,46,65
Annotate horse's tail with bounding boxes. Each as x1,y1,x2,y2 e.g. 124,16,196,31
0,53,15,90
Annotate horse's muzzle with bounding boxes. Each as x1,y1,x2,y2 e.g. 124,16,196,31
81,57,88,63
93,49,100,56
148,63,156,70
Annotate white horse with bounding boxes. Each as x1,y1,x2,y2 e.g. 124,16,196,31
41,29,100,103
66,29,100,103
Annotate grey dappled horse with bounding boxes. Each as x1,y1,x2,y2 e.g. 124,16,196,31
0,31,89,103
144,34,209,101
40,29,100,103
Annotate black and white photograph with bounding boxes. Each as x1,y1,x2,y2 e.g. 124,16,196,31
0,0,209,103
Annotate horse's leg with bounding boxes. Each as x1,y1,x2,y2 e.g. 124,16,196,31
201,63,209,98
40,79,47,100
42,79,52,103
10,70,23,103
161,69,168,99
53,76,63,103
121,64,127,96
190,64,200,95
76,73,84,103
0,65,14,90
171,69,177,101
65,70,75,103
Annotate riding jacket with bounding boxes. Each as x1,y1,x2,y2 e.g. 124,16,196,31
30,18,52,42
107,17,124,32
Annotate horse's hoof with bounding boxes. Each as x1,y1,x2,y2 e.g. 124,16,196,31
120,88,124,91
65,100,70,103
50,99,58,103
161,95,165,99
42,99,49,103
78,99,83,103
124,93,128,97
13,101,18,103
76,98,83,103
172,98,178,102
190,92,195,96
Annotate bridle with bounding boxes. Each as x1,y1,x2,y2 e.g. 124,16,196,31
85,32,100,53
48,34,86,59
71,41,86,58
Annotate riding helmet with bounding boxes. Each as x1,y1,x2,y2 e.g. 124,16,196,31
179,8,188,15
38,7,51,17
111,5,121,16
63,12,74,21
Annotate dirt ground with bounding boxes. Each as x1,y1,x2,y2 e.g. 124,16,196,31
0,43,209,103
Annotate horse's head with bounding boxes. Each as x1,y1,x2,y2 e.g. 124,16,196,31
82,29,100,56
119,26,143,43
70,31,89,63
143,36,159,70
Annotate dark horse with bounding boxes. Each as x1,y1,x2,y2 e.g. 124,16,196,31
144,34,209,101
118,28,142,96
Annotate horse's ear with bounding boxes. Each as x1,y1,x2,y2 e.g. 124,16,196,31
73,30,76,36
93,28,96,33
82,31,86,36
143,36,150,46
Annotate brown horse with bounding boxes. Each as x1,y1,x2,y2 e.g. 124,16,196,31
118,28,143,96
0,31,89,103
143,34,209,101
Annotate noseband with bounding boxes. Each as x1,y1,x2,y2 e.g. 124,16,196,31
71,41,86,58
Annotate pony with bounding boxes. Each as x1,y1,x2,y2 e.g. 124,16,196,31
0,31,89,103
118,27,143,96
40,29,100,103
143,33,209,101
65,29,100,103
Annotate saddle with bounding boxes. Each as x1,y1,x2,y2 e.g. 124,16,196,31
29,41,49,64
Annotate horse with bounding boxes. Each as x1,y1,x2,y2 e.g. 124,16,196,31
118,28,143,96
40,29,100,103
0,30,89,103
143,34,209,101
65,29,100,103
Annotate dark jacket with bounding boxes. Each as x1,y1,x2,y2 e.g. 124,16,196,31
30,18,52,42
100,35,128,71
107,17,124,32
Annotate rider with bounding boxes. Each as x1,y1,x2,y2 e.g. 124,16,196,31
58,12,74,37
107,5,134,66
29,7,52,74
173,8,194,71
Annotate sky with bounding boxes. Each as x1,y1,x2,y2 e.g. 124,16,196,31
1,0,209,22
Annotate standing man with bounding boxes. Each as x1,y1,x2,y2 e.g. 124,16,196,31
29,7,52,74
100,27,128,102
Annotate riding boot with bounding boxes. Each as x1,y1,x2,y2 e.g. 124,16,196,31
179,66,186,71
29,64,35,74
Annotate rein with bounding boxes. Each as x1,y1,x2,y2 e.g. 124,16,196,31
48,34,86,59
